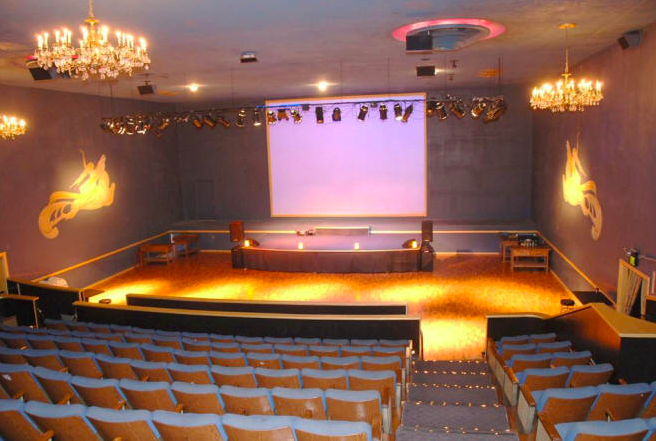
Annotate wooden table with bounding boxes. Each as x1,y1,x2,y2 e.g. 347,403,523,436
500,237,519,262
172,233,200,257
510,246,550,272
139,243,176,266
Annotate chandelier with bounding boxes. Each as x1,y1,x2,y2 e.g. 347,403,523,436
34,0,150,80
530,23,603,112
0,115,27,140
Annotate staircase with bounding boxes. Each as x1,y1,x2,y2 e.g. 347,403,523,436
396,360,519,440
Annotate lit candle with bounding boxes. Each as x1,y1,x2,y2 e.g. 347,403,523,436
44,32,48,49
139,37,147,51
101,26,108,43
37,34,43,50
116,31,121,45
55,30,60,44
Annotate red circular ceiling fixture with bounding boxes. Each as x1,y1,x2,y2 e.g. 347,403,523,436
391,18,505,42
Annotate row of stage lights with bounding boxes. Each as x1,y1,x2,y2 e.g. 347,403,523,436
99,96,506,137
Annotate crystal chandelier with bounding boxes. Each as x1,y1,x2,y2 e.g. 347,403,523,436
34,0,150,80
530,23,603,112
0,115,27,140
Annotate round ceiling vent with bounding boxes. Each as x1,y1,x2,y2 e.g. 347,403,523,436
392,19,505,52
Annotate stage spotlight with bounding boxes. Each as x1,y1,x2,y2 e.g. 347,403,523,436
298,242,304,250
354,242,360,250
290,109,302,124
315,106,324,124
191,114,203,129
217,115,231,128
135,119,148,135
401,104,413,123
99,118,113,132
244,239,250,248
236,109,246,128
243,238,260,247
394,103,403,121
332,107,341,122
277,108,289,121
252,109,262,126
402,239,419,249
357,105,368,121
470,99,487,119
484,99,507,123
450,101,467,119
426,101,437,118
379,104,388,120
125,117,136,135
435,102,449,120
114,118,126,134
266,111,276,125
203,114,217,128
157,117,170,132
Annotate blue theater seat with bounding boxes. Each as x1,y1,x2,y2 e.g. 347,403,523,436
302,368,349,390
554,418,649,441
325,389,382,440
351,339,378,347
241,343,274,354
173,348,210,365
222,413,295,439
275,344,309,356
33,366,84,405
551,350,593,368
182,338,212,352
87,406,159,441
255,367,302,388
23,348,67,372
507,352,553,373
170,381,225,414
181,331,210,341
271,387,327,419
0,399,47,440
25,401,100,440
247,352,282,369
0,362,50,402
141,343,176,363
209,350,248,367
209,334,235,343
529,332,557,343
152,409,227,440
264,336,294,344
309,345,341,357
211,341,241,353
167,362,213,384
295,337,321,345
130,359,172,382
60,350,103,378
0,346,28,364
107,340,144,360
566,363,613,387
282,354,321,369
498,342,536,360
235,335,264,344
323,338,349,346
321,355,361,370
219,385,275,415
119,379,180,412
341,346,373,357
294,417,373,441
71,376,127,409
536,340,572,354
588,383,652,420
210,365,257,387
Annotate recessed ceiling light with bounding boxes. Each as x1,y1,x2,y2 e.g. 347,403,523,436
187,83,200,93
316,81,329,92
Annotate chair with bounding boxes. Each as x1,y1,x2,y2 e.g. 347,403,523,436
154,330,181,338
124,332,153,345
325,388,382,440
110,324,132,334
96,353,139,380
209,334,235,344
171,381,225,414
255,367,302,388
551,350,593,368
529,332,557,344
141,343,176,363
533,386,598,425
537,340,572,354
209,351,248,367
24,401,101,440
247,352,282,369
567,363,614,387
182,331,210,341
0,346,28,364
43,318,69,331
507,352,553,373
108,341,144,360
348,369,397,433
271,387,327,419
70,331,97,340
322,356,361,371
236,336,264,344
80,338,112,356
371,346,406,367
498,335,530,345
341,346,373,358
130,359,172,382
151,335,182,350
517,366,570,392
361,355,402,385
167,362,213,384
553,418,649,441
152,409,227,440
87,406,160,441
53,336,85,352
59,350,103,378
309,345,340,357
0,363,50,402
0,332,30,349
173,348,210,365
26,334,58,350
294,418,373,441
33,366,84,405
282,355,321,370
642,381,656,418
302,368,348,390
499,343,536,361
587,383,651,421
220,385,275,415
71,376,127,409
23,349,67,372
222,414,295,440
64,321,89,332
241,343,274,354
350,339,378,347
211,365,257,387
275,344,308,357
0,398,52,440
211,341,241,353
131,327,156,335
295,337,321,345
119,379,182,412
379,339,410,348
182,338,212,352
86,323,112,334
264,336,294,345
323,339,350,346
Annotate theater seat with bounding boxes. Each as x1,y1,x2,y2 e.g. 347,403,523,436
322,338,349,346
87,406,159,441
517,366,570,393
499,343,536,361
302,368,348,390
33,366,84,405
211,365,257,388
119,379,181,412
0,346,28,365
80,338,112,356
59,350,103,378
321,355,360,370
209,351,248,367
507,353,552,373
167,362,213,384
0,399,51,440
534,386,598,426
222,414,295,440
529,332,557,344
271,387,327,419
341,346,373,357
255,367,302,389
219,385,275,415
71,376,127,410
95,354,138,380
141,343,176,363
247,352,282,369
264,336,294,345
348,369,397,433
173,348,210,365
553,418,649,441
25,401,100,440
567,363,614,387
294,417,373,441
211,341,241,353
325,388,382,440
0,363,50,402
53,336,85,352
182,338,212,352
551,351,593,368
107,341,144,360
309,345,340,357
282,355,321,370
536,340,572,354
275,344,309,357
26,334,58,350
130,359,172,382
152,409,226,440
123,332,153,345
295,337,321,346
587,383,652,421
171,381,225,414
236,336,264,344
643,382,656,418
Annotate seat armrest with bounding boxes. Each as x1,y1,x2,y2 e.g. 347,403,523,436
503,364,519,384
38,430,54,441
537,411,561,441
519,383,536,407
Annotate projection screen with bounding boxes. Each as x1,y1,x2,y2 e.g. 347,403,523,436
266,93,426,217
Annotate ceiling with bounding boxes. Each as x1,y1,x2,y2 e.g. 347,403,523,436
0,0,655,104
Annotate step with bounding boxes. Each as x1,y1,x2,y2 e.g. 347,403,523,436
408,384,498,405
396,426,518,441
411,371,491,386
402,402,509,432
413,360,489,374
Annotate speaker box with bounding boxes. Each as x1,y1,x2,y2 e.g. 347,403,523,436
618,30,642,49
419,242,434,272
406,32,433,53
137,84,157,95
231,246,244,269
229,221,245,242
421,221,433,242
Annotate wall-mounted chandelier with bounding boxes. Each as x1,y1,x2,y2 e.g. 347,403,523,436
530,23,602,112
0,115,27,140
34,0,150,80
100,95,507,137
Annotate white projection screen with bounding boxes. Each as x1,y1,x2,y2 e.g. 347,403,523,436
266,93,426,217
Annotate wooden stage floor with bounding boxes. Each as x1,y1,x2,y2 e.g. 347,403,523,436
92,252,572,360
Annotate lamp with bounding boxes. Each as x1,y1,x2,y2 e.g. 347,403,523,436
277,109,289,121
470,99,487,119
0,115,27,139
435,102,448,120
393,103,403,121
379,104,388,120
484,99,507,123
266,111,276,125
401,104,413,122
290,109,302,124
357,105,368,121
332,107,341,122
449,101,466,119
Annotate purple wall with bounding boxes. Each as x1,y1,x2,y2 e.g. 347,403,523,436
176,84,533,222
0,85,183,286
532,23,656,297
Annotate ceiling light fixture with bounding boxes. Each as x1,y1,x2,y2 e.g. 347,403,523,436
435,102,449,120
484,98,507,122
401,104,413,122
379,104,388,120
0,115,27,140
332,107,341,122
277,109,288,121
470,99,487,119
393,103,403,121
217,115,230,128
34,0,150,80
316,81,329,92
449,100,466,119
315,107,324,124
426,101,436,118
357,105,368,121
203,114,216,128
290,109,302,124
252,109,262,127
530,23,603,112
236,109,246,128
187,83,200,93
266,111,276,125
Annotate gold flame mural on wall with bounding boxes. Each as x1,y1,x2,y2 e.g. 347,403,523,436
562,138,602,240
38,150,115,239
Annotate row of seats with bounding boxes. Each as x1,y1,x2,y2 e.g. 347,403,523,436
519,382,656,434
0,399,375,441
553,417,656,441
497,333,558,345
496,341,573,360
507,350,593,372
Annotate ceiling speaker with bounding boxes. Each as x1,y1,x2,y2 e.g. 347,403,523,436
416,65,437,77
618,30,642,49
137,83,157,95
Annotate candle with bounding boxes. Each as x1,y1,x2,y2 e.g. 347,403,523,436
37,34,43,50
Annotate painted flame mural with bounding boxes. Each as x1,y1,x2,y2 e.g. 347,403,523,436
38,151,115,239
562,139,602,240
